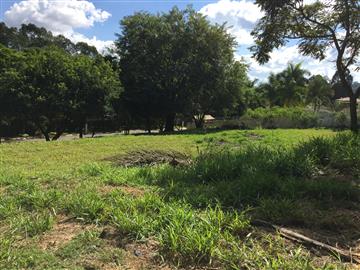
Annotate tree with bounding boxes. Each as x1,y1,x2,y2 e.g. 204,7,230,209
251,0,360,131
307,75,333,111
181,12,242,128
0,22,98,57
116,7,243,131
68,55,122,138
0,45,27,142
21,47,74,141
74,42,99,57
258,63,309,106
115,12,167,132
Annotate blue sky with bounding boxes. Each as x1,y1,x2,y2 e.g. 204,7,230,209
1,1,216,41
0,0,357,81
0,0,219,46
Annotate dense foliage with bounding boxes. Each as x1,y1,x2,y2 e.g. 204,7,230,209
0,8,254,139
115,7,250,131
0,4,359,140
0,44,122,141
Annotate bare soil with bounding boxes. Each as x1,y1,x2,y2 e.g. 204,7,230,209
38,216,95,251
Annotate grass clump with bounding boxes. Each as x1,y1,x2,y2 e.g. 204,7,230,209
12,212,55,237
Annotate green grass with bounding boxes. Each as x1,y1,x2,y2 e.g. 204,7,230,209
0,129,358,269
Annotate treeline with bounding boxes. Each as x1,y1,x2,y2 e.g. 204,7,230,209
0,8,253,140
1,7,356,141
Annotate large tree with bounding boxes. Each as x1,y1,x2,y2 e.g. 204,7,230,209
251,0,360,131
21,47,74,141
116,7,244,131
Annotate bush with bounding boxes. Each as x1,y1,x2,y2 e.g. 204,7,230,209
241,107,318,129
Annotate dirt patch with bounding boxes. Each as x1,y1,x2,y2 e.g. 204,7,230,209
123,239,171,270
99,185,146,198
244,132,264,140
99,227,172,270
81,254,123,270
38,216,94,251
105,149,191,167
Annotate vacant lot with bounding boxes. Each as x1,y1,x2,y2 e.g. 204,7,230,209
1,129,359,269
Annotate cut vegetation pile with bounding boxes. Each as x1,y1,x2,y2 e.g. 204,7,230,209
105,149,191,167
0,130,359,269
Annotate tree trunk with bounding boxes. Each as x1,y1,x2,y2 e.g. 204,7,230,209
145,117,152,134
79,129,83,139
159,123,164,133
193,114,205,129
52,130,63,141
164,113,175,132
44,132,50,141
349,95,358,133
37,124,50,141
336,61,358,132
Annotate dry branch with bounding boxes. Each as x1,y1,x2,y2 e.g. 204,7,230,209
252,219,360,264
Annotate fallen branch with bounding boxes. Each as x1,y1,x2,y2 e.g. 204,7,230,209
252,219,360,264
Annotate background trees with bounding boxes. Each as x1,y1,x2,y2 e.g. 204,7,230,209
1,3,358,139
0,45,27,141
69,55,122,138
251,0,360,131
307,75,333,111
0,23,122,141
21,47,73,141
256,63,309,107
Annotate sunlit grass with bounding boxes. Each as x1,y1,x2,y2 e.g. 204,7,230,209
0,129,354,269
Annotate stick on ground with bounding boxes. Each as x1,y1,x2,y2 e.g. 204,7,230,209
252,219,360,264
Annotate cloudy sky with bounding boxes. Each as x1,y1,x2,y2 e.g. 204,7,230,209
0,0,357,81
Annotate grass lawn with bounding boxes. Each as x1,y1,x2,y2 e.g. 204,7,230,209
0,128,359,269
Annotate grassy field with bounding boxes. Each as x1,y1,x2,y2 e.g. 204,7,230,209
0,129,359,269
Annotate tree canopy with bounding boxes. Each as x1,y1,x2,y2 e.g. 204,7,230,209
251,0,360,131
115,7,250,131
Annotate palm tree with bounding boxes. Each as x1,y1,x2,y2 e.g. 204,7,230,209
261,63,310,107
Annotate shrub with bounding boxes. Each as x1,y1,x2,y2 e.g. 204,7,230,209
241,107,318,129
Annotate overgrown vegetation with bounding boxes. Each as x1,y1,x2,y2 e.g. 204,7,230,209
0,130,358,269
242,106,318,129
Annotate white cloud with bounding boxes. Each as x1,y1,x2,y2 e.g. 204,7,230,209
68,33,114,54
199,0,263,45
4,0,113,53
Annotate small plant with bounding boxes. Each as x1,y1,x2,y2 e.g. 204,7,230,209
13,212,55,237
